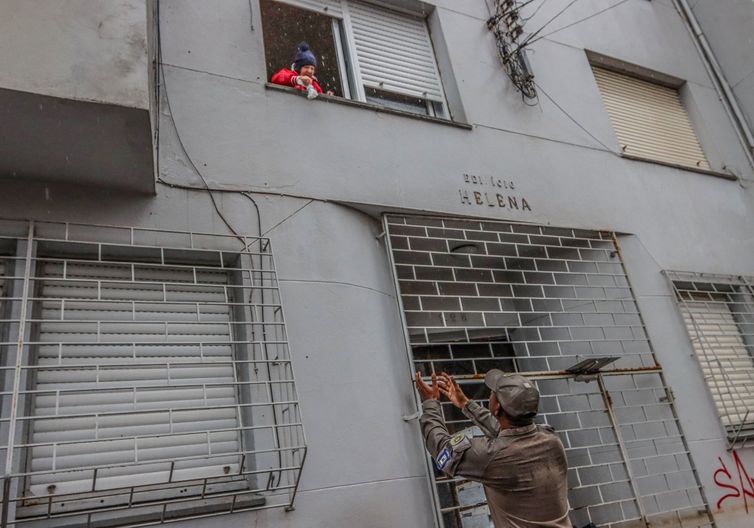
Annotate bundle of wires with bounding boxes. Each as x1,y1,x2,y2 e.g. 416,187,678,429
487,0,538,103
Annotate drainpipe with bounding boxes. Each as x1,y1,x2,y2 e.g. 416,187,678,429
673,0,754,174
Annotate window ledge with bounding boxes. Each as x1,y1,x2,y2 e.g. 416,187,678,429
265,83,472,130
620,153,738,181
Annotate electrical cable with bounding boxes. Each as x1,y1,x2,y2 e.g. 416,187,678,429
159,70,245,240
248,0,255,31
524,0,631,47
156,4,252,243
154,0,162,189
261,200,314,238
488,0,538,101
521,0,549,22
156,0,296,482
512,0,582,55
534,81,620,155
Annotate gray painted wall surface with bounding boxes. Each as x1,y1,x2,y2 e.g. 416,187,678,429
0,0,150,109
3,0,754,526
0,0,155,192
690,0,754,131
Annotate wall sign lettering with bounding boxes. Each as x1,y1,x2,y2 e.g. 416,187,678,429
458,173,532,212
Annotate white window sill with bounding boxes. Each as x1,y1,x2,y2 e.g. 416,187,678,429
620,153,738,181
265,83,472,130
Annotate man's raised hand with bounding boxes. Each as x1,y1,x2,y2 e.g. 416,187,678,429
439,373,470,409
415,371,440,402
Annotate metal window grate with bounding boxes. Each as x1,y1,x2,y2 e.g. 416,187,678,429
666,270,754,445
385,215,715,528
0,219,306,527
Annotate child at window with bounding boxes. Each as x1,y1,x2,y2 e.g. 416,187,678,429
271,42,333,100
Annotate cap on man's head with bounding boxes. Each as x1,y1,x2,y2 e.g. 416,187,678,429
484,370,539,421
292,42,317,71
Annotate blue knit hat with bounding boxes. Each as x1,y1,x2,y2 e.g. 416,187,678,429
292,42,317,71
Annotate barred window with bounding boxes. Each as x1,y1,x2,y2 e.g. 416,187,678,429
0,220,305,527
667,271,754,443
386,215,714,528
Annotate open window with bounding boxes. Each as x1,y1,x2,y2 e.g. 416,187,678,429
261,0,448,118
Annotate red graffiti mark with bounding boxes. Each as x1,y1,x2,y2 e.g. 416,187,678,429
714,450,754,512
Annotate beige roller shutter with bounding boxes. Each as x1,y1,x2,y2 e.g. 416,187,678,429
680,295,754,428
348,1,445,102
29,260,242,497
593,67,709,170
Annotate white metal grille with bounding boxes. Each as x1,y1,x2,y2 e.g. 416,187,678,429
348,1,445,102
592,67,710,170
667,271,754,444
385,215,714,528
0,219,306,527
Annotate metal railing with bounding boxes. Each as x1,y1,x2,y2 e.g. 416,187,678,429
666,270,754,448
0,219,306,527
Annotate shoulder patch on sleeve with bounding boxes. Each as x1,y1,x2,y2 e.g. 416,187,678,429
440,433,473,475
450,434,471,453
435,447,452,470
449,432,466,447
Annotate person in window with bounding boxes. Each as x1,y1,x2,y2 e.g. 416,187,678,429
271,42,333,99
415,370,572,528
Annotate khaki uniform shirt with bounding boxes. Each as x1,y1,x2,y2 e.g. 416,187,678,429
420,399,571,528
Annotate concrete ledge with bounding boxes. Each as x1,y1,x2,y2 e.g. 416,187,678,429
621,153,738,181
265,83,473,130
0,87,155,194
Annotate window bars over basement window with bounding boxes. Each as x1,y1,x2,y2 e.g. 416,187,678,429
666,270,754,447
0,219,306,528
384,215,715,528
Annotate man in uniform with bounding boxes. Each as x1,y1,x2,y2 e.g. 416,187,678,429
415,370,571,528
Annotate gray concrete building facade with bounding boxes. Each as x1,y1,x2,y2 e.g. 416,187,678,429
1,1,754,527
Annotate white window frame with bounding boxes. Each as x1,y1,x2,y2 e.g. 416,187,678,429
266,0,449,118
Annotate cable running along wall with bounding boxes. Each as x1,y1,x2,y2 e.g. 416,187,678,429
385,215,714,528
0,219,306,527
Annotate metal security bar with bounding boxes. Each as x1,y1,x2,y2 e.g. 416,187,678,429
385,215,714,528
666,270,754,447
0,219,306,527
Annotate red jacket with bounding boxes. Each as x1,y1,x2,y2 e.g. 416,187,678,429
271,68,323,94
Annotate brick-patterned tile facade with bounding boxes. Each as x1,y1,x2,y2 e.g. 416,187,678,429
386,215,712,528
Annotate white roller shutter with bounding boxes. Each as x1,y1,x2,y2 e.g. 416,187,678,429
593,67,710,170
348,1,445,102
680,297,754,427
29,261,242,496
273,0,343,17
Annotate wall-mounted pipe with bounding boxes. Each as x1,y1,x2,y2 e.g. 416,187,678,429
673,0,754,173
